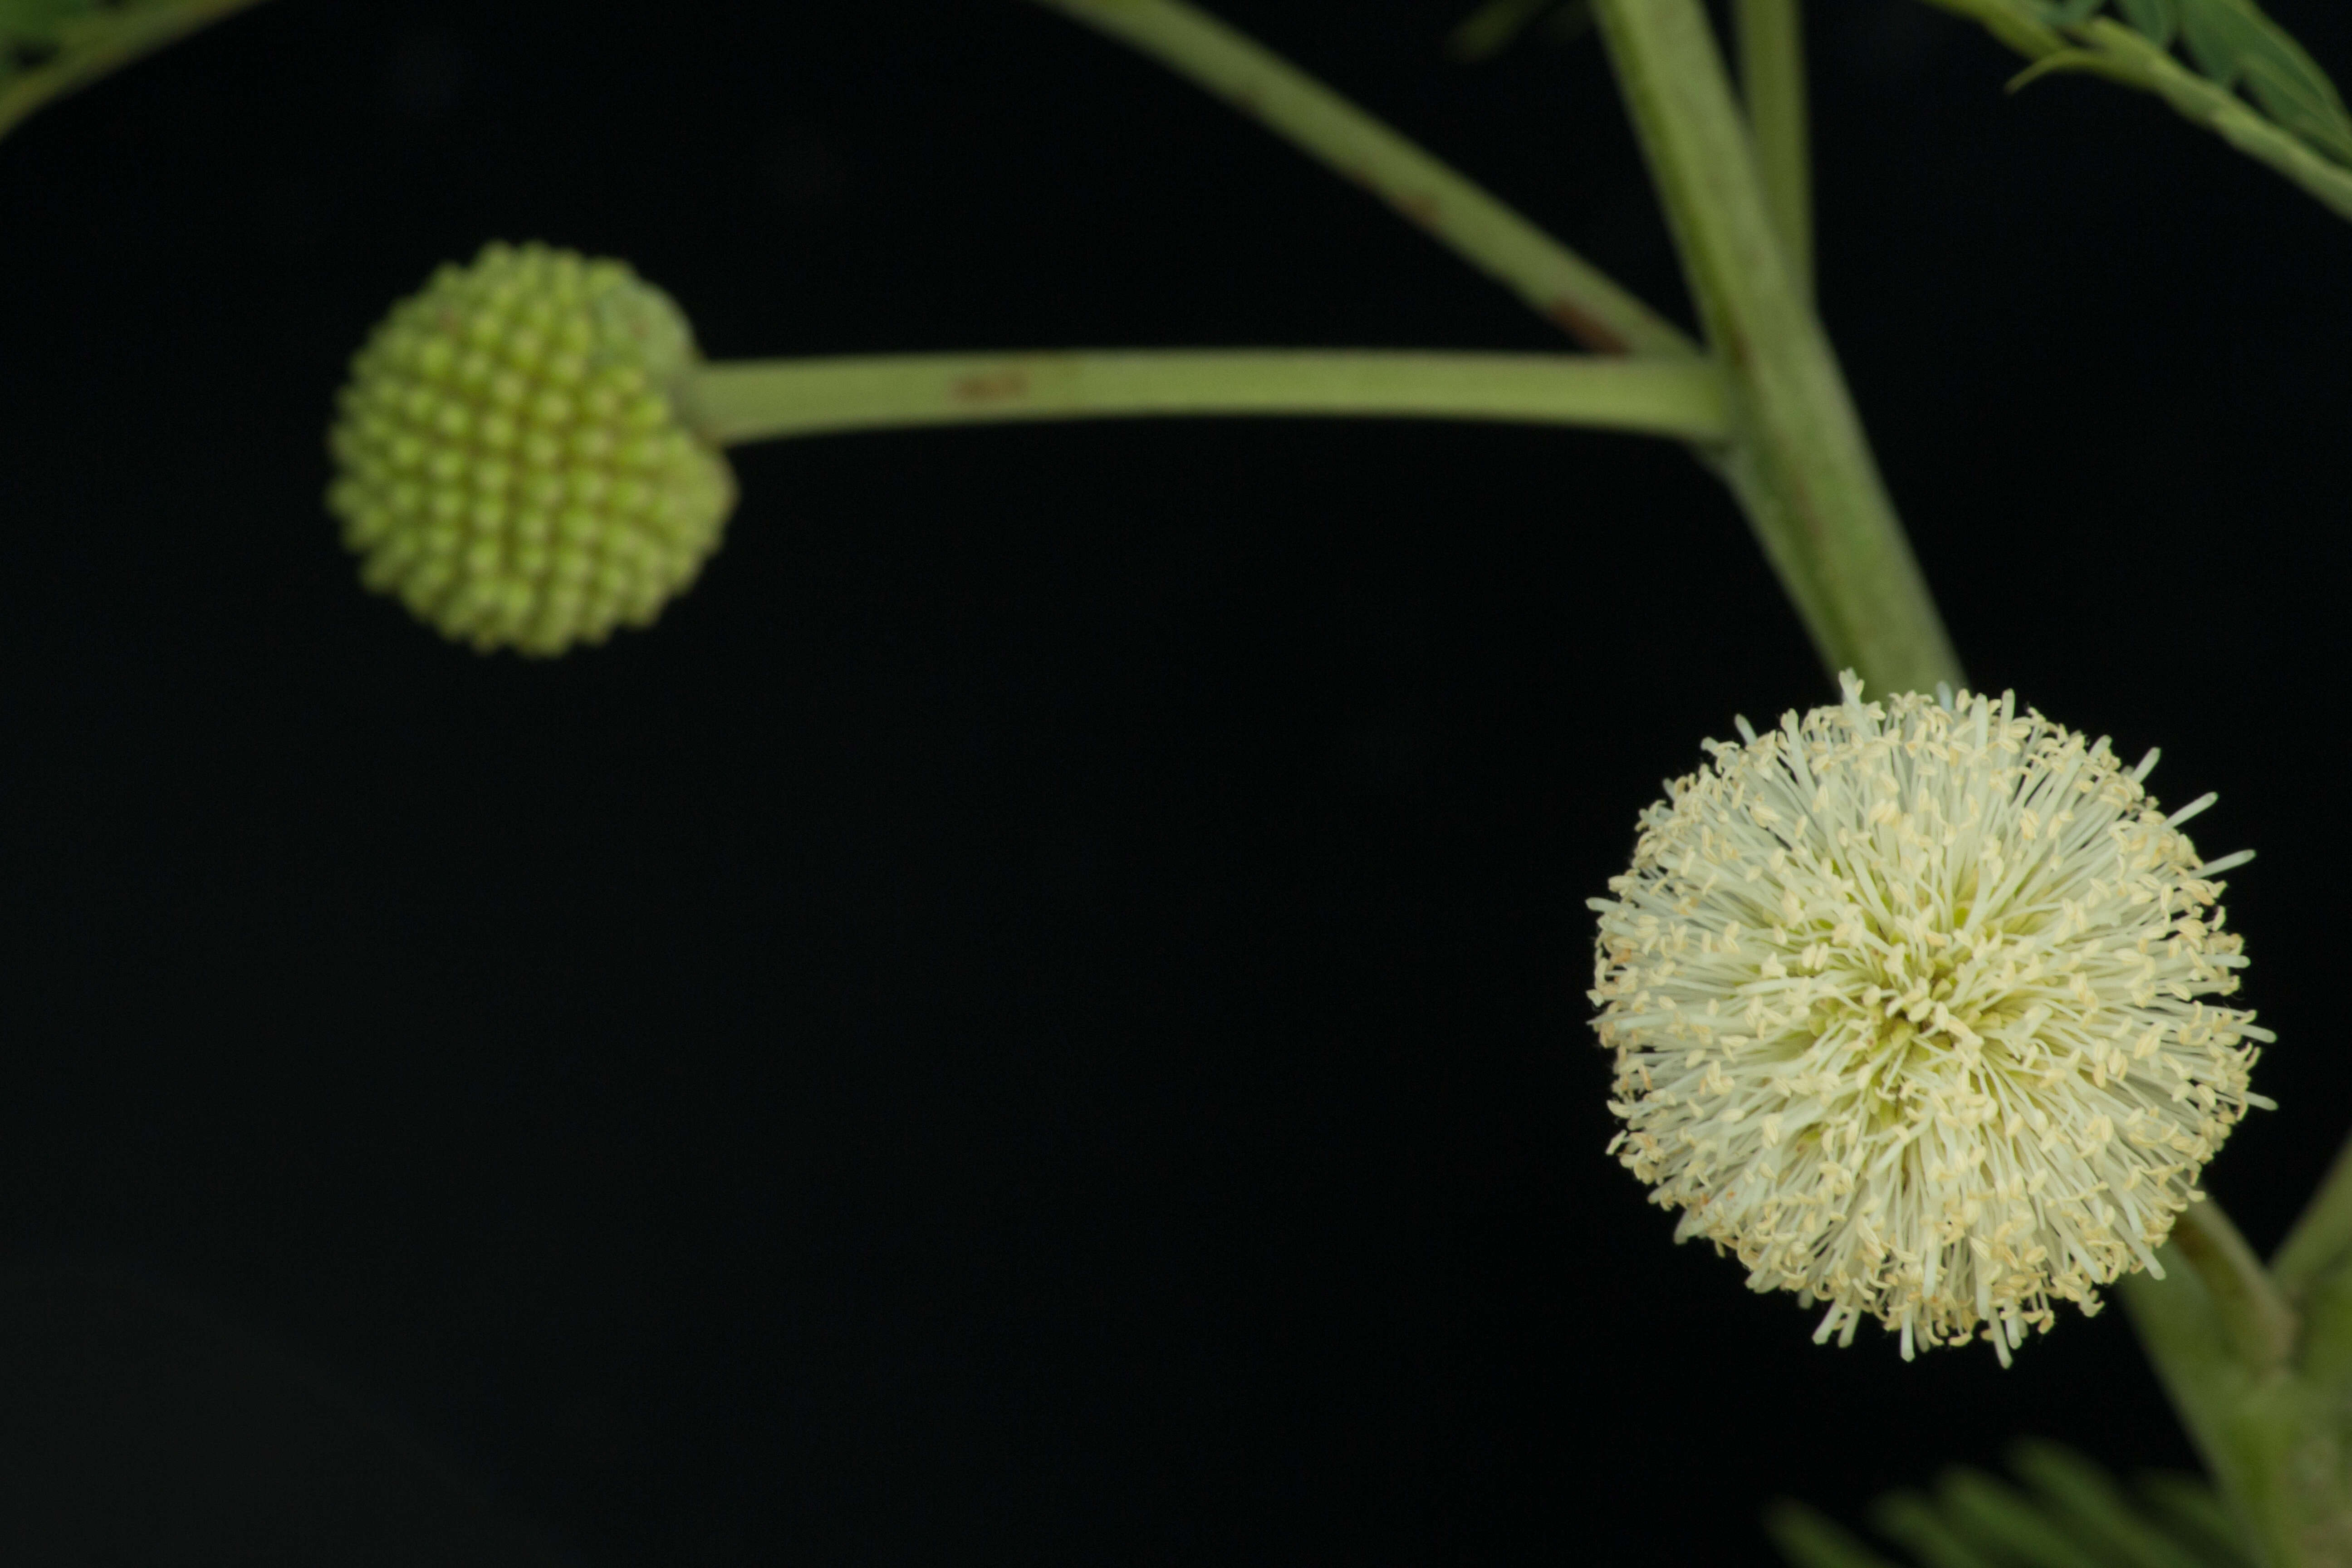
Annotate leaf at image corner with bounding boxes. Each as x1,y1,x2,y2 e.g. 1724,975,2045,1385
1763,1499,1906,1568
2173,0,2352,162
0,0,274,141
0,0,96,84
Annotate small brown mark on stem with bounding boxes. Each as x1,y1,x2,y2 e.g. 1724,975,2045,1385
1393,190,1441,228
951,370,1030,404
1545,297,1629,355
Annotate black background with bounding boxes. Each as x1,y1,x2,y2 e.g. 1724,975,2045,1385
1,0,2346,1562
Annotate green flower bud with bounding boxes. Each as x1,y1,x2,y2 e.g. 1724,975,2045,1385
325,242,736,655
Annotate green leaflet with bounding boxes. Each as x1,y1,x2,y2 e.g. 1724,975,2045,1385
1996,0,2352,165
2171,0,2352,162
1767,1502,1909,1568
1768,1444,2256,1568
1443,0,1592,60
2114,0,2179,49
1922,1,2352,171
1454,0,2352,216
1446,0,1558,60
1,0,105,82
2136,1473,2265,1568
1922,0,2352,167
0,0,108,35
1934,1466,2112,1568
1919,0,2352,219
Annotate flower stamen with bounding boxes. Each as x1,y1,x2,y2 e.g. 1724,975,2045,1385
1589,675,2272,1363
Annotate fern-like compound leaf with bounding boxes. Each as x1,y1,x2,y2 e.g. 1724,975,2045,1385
2173,0,2352,162
1935,1467,2110,1568
0,0,271,142
1768,1444,2254,1568
1921,0,2352,218
1450,0,2352,219
2007,1441,2215,1568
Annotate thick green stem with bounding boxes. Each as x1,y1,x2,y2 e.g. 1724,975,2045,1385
1592,0,1958,695
2123,1203,2352,1568
676,350,1729,446
1021,0,1695,357
1734,0,1812,299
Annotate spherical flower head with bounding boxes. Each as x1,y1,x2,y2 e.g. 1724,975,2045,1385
325,242,736,655
1589,675,2272,1363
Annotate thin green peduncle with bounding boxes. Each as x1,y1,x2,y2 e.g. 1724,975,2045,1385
676,350,1729,446
1592,0,1958,695
1021,0,1695,358
1733,0,1811,300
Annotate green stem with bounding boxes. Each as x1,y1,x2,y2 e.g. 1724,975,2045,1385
2122,1206,2348,1568
2117,1250,2253,1545
677,350,1729,446
1020,0,1695,357
0,0,275,141
1592,0,1959,694
1734,0,1812,300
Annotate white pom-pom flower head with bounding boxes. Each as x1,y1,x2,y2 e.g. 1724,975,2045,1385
1589,675,2271,1364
